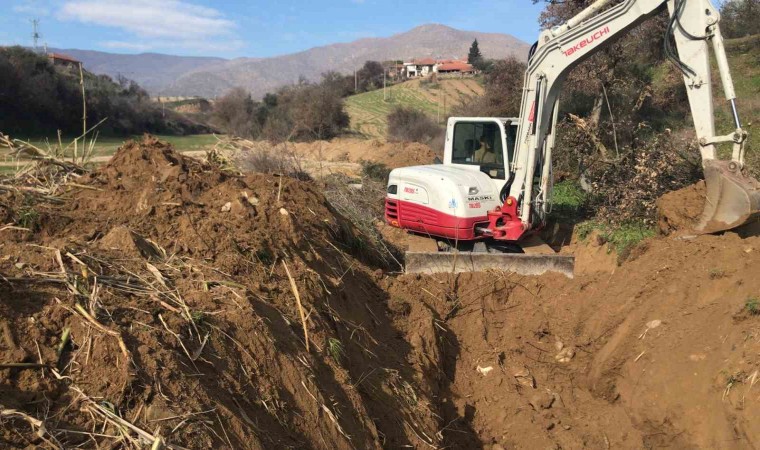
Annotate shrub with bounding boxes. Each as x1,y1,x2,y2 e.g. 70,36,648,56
216,75,351,142
360,161,391,181
387,107,442,144
211,87,258,137
451,57,526,118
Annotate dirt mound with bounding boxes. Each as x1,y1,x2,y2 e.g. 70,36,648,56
293,138,438,169
0,137,440,449
657,181,706,235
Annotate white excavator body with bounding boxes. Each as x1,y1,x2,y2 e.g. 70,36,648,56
386,118,515,241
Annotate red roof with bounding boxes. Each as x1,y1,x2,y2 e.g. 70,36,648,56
48,53,80,64
413,58,436,65
437,62,474,72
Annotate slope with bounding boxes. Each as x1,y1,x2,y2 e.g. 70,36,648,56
345,77,484,139
52,48,226,94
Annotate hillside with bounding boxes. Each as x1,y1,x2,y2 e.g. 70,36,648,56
63,24,528,98
345,77,484,138
50,49,225,94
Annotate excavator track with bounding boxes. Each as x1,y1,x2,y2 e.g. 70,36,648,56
404,234,575,277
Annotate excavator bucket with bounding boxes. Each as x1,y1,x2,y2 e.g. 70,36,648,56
696,160,760,234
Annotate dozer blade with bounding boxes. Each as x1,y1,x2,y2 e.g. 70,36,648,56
405,251,575,278
697,160,760,234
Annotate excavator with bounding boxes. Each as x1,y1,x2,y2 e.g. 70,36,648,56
385,0,759,277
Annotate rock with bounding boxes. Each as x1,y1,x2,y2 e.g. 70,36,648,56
563,424,571,430
554,340,564,351
241,191,260,206
529,392,555,410
545,421,555,430
555,346,575,363
221,202,232,212
280,208,290,216
646,319,662,329
14,262,26,270
477,365,494,376
491,444,506,450
514,366,536,388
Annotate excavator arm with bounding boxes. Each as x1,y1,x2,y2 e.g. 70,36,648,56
509,0,758,233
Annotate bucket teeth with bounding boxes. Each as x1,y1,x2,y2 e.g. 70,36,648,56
697,160,760,233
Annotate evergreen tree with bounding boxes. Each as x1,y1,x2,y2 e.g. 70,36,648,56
467,39,483,65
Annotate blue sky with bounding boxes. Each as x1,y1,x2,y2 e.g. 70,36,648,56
0,0,545,58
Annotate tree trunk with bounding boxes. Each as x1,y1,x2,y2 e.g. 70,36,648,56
589,92,604,127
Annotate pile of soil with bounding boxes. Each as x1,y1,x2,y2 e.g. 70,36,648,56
657,181,706,235
0,137,440,449
292,138,438,169
2,136,759,449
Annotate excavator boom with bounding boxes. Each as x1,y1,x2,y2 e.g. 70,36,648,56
512,0,758,235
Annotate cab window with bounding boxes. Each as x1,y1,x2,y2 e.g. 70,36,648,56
452,121,505,179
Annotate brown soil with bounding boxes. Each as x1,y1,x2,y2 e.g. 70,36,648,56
292,138,438,169
1,137,759,449
657,181,706,235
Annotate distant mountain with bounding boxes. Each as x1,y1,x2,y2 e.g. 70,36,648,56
62,24,530,98
50,49,225,94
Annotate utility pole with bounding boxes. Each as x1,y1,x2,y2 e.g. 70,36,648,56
30,19,41,53
383,66,387,101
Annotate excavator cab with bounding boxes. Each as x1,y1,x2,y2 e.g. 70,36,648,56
446,118,517,182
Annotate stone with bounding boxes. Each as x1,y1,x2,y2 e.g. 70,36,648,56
529,392,555,410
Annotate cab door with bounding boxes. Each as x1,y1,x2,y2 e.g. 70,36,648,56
444,118,516,186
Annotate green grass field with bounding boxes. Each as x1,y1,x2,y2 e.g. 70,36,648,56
14,133,220,157
0,133,220,175
344,78,483,139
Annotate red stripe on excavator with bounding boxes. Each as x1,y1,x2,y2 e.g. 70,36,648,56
385,198,487,240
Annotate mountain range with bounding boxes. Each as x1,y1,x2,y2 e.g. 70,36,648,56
55,24,530,99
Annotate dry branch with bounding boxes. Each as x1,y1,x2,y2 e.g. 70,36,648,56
282,260,309,352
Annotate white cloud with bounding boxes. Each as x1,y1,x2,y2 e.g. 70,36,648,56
58,0,238,52
13,0,51,16
100,40,153,52
101,38,244,54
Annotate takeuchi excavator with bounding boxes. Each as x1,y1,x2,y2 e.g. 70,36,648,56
385,0,759,277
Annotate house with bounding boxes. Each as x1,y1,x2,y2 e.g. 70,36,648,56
47,53,81,69
436,61,475,76
404,58,437,77
404,58,475,78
